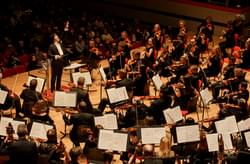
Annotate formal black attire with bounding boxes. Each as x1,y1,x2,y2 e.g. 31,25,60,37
0,84,22,116
240,49,250,68
20,87,42,116
70,87,93,111
65,112,94,146
8,138,38,164
48,43,65,91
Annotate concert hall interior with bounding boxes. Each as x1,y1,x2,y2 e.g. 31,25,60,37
0,0,250,163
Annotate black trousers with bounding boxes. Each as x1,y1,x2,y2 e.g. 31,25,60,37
51,59,64,91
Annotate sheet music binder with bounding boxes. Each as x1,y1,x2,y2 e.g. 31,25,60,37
0,90,8,104
106,86,129,105
26,75,46,93
152,74,163,91
71,71,92,87
97,129,128,152
53,91,77,107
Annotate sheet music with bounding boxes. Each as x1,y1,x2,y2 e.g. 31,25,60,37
163,106,183,124
222,133,233,150
99,66,107,81
72,71,92,87
152,74,163,91
0,90,8,104
176,125,200,143
64,63,85,70
200,88,212,105
238,120,249,132
30,122,53,140
215,116,238,134
94,114,118,130
244,131,250,148
98,130,128,152
0,117,13,136
141,127,166,144
26,76,46,93
106,87,129,104
206,133,219,152
244,118,250,130
54,91,77,107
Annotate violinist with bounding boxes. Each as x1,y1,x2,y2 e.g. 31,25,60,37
169,56,189,84
197,16,214,43
133,65,149,96
115,41,130,70
147,84,174,125
86,39,102,69
0,72,22,118
20,79,42,117
211,68,246,101
240,38,250,69
144,37,155,67
120,31,132,49
203,46,222,78
153,24,164,52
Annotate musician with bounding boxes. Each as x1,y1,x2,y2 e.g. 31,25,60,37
133,65,149,96
8,124,38,164
115,41,130,70
20,79,42,117
38,129,65,164
240,38,250,68
120,31,132,49
48,33,65,91
147,84,174,124
68,146,88,164
63,101,95,146
153,24,164,52
169,56,189,84
219,21,235,57
203,46,222,78
174,75,199,111
107,54,120,79
0,72,22,118
197,16,214,42
70,76,93,111
144,37,155,67
232,14,244,37
187,65,201,90
211,68,246,101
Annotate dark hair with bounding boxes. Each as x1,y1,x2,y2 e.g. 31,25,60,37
69,147,82,161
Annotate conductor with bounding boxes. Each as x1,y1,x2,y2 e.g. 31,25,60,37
48,33,65,91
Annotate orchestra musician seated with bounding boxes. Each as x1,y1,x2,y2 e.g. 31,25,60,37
63,101,95,147
68,146,88,164
38,129,65,164
147,84,173,125
70,76,93,112
20,79,43,117
211,68,246,102
0,71,22,118
8,124,38,164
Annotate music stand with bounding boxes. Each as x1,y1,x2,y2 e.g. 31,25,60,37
64,63,87,82
152,74,163,96
53,91,77,139
99,66,107,103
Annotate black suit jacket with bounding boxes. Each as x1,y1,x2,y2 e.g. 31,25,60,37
8,138,38,164
48,43,65,62
70,87,93,111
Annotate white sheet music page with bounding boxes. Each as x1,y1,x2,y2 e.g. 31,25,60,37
94,114,118,130
0,90,8,104
222,133,233,150
98,129,114,150
215,116,238,134
152,74,163,91
26,76,45,93
244,131,250,148
206,133,219,152
30,122,53,140
99,66,107,81
237,120,249,132
107,87,128,104
200,88,212,105
0,117,13,136
244,118,250,130
176,125,200,143
54,91,77,107
112,132,128,152
163,106,183,124
72,72,92,87
141,127,165,144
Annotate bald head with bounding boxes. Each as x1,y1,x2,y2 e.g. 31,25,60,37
79,101,88,113
143,144,154,157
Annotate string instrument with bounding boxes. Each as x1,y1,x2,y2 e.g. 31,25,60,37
90,47,102,56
